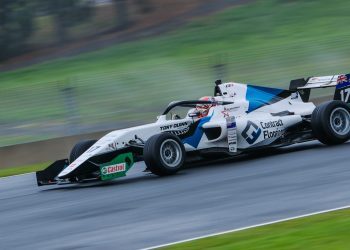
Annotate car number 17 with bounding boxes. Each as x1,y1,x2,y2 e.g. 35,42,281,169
340,88,350,102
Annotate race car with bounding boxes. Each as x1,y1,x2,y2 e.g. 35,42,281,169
36,74,350,186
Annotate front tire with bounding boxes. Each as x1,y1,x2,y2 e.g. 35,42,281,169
143,133,185,176
311,100,350,145
69,139,97,163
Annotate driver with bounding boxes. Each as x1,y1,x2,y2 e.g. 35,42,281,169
195,96,216,118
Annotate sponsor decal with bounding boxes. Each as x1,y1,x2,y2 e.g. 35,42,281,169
243,119,285,144
263,129,284,139
160,121,189,131
224,106,238,112
335,74,350,102
101,163,126,175
224,84,236,97
261,119,285,139
262,119,285,140
160,125,172,130
336,74,350,90
242,121,261,144
221,106,238,118
169,127,190,136
260,119,283,129
221,110,230,118
99,152,134,181
227,121,236,129
225,83,235,88
108,142,117,150
226,116,237,152
337,74,348,84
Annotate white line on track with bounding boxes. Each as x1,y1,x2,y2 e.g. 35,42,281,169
141,204,350,250
0,172,32,180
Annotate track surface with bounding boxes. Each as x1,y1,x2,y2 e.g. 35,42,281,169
1,141,350,250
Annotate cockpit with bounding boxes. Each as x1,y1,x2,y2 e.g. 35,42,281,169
161,79,236,121
162,99,233,120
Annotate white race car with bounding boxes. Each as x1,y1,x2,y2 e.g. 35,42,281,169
36,75,350,186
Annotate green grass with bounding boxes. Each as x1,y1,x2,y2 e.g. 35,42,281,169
2,0,350,145
162,208,350,250
0,162,49,178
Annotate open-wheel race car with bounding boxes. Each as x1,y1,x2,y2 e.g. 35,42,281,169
36,74,350,186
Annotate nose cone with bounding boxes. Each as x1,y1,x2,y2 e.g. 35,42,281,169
57,141,116,178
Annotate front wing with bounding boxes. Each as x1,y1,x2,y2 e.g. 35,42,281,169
36,159,68,186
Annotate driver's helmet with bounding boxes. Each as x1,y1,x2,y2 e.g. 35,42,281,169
196,96,216,118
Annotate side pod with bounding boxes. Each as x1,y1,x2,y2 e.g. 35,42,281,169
36,159,68,186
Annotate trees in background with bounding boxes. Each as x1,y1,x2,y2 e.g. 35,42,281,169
134,0,153,14
0,0,93,60
113,0,153,31
0,0,155,61
113,0,129,31
41,0,93,43
0,0,35,60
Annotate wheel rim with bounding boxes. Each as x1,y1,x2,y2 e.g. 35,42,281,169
160,139,182,168
330,107,350,136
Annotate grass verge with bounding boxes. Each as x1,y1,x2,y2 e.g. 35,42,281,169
161,208,350,250
0,162,49,178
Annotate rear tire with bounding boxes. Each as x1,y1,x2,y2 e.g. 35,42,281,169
143,133,185,176
69,140,97,163
311,101,350,145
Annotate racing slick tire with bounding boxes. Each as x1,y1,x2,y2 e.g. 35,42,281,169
311,100,350,145
143,133,185,176
69,139,97,163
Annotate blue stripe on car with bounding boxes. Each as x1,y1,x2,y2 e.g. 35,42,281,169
246,85,284,112
183,115,212,148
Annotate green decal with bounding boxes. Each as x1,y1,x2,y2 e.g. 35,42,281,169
100,152,134,181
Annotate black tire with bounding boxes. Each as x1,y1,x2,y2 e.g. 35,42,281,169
311,100,350,145
143,133,185,176
69,139,97,163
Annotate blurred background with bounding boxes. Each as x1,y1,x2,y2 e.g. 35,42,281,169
1,0,350,147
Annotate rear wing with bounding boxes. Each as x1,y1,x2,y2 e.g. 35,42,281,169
289,74,350,103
